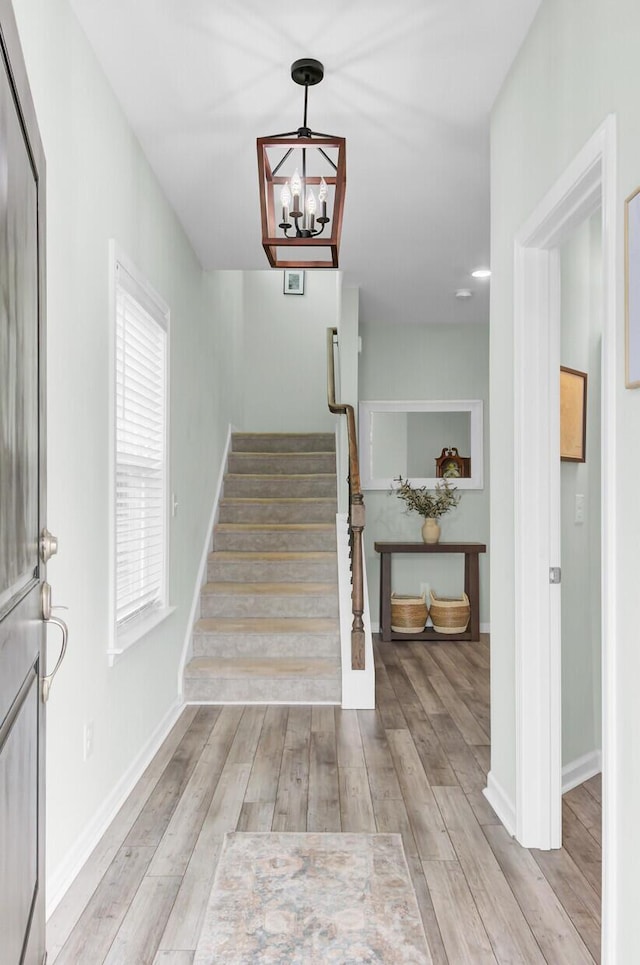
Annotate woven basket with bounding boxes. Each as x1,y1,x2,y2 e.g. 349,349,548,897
391,592,428,633
429,591,470,634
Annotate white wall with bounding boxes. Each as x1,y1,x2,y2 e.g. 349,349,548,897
12,0,244,897
358,322,490,627
560,213,602,772
491,0,640,952
241,270,340,433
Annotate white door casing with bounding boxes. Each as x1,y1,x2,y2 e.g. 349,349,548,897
512,115,617,960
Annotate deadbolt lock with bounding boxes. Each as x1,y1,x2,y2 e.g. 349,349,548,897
40,528,59,564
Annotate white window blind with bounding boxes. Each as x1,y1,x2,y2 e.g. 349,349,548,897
114,259,169,631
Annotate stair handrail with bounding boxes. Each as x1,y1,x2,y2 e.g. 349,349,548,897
327,327,365,671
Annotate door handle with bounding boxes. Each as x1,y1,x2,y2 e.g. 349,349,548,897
41,581,69,702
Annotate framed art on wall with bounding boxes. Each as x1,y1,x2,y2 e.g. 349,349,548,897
560,366,587,462
625,186,640,387
283,269,305,295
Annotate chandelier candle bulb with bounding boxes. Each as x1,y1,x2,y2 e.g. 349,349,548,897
280,183,291,225
307,188,316,231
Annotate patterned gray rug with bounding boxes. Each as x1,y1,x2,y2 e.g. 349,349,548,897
194,831,431,964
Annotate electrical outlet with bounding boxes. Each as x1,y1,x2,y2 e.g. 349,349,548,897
83,721,94,761
575,493,585,524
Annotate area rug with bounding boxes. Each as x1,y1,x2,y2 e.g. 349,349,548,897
194,832,431,964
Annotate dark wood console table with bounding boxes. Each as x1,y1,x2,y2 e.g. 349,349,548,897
374,541,486,643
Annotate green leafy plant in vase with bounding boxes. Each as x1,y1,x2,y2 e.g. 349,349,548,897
391,475,460,543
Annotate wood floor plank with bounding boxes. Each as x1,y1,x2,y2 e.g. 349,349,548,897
226,705,267,765
307,709,340,831
237,801,275,831
152,953,194,965
338,766,376,831
158,762,252,952
244,705,288,805
104,875,181,965
429,713,488,791
423,859,498,963
583,772,602,804
564,785,602,845
531,847,601,962
465,788,501,826
357,708,396,770
484,824,595,964
125,708,220,848
47,707,199,962
386,729,455,861
272,706,311,831
55,846,155,965
334,707,366,768
147,706,243,876
405,853,448,965
400,708,458,786
433,785,546,963
427,671,490,745
561,800,602,897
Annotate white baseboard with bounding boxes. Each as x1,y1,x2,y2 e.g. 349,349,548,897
46,697,184,918
483,771,516,836
562,750,602,794
177,423,236,694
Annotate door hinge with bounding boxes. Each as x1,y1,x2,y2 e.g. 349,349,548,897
549,567,562,584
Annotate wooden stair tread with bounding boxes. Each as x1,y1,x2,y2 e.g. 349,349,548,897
201,581,336,596
220,497,336,504
208,551,335,561
185,656,340,678
215,522,334,532
224,473,336,480
194,617,339,634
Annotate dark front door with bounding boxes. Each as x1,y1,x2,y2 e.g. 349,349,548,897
0,4,53,963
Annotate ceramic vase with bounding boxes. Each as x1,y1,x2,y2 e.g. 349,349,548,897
421,517,441,544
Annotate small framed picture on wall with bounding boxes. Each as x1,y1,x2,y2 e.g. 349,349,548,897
560,366,587,462
283,269,305,295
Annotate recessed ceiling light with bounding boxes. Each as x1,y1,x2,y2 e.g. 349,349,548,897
471,267,491,279
455,288,472,298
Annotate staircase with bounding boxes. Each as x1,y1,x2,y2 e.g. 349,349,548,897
183,432,342,704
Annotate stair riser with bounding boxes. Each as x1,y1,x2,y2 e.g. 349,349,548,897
200,594,339,619
232,433,335,453
214,531,336,552
227,453,336,475
192,633,340,659
184,676,341,703
224,476,337,498
218,502,336,524
207,560,337,583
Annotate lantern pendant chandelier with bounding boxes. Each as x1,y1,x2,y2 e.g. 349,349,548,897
257,58,346,269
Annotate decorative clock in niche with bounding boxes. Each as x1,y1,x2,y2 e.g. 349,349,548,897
435,447,470,479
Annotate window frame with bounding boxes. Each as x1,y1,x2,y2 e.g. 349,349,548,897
108,242,174,663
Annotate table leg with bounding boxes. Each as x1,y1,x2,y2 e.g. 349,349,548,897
464,553,480,641
379,552,392,642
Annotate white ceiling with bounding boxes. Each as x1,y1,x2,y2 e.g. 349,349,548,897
68,0,541,325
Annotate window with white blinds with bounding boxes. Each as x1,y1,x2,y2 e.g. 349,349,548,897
114,257,169,633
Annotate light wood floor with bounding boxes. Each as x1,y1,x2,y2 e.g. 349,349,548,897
47,636,602,964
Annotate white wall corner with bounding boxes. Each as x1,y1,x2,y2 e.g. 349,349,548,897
336,513,375,709
177,423,237,693
562,750,602,794
484,771,516,837
46,697,184,918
